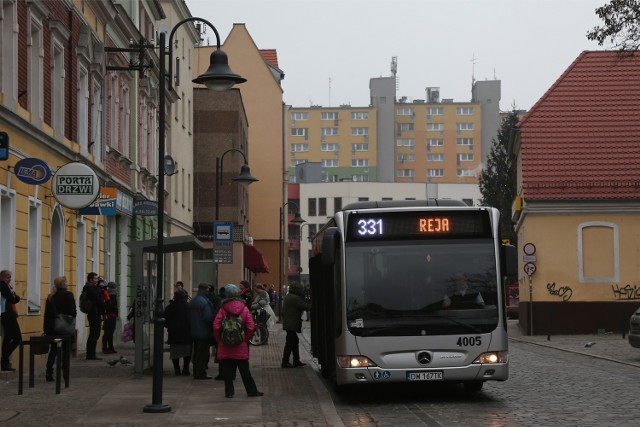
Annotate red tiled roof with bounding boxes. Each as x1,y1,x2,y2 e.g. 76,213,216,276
517,50,640,200
259,49,278,68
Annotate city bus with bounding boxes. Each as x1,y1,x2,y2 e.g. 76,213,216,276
309,199,517,392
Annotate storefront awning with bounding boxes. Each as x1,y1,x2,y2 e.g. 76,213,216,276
243,243,270,274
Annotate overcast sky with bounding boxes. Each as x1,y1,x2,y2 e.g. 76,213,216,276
186,0,609,112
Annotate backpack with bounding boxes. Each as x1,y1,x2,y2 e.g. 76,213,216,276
220,309,244,345
79,288,93,314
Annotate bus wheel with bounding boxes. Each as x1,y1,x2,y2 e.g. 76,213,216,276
463,381,484,391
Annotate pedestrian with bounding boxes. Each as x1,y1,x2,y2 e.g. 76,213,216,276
102,282,118,354
252,284,275,331
267,284,277,312
165,289,191,376
281,281,311,368
213,284,263,398
43,276,76,381
83,272,105,360
0,270,21,371
188,283,214,379
239,280,253,309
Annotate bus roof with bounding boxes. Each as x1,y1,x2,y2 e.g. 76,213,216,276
342,199,468,211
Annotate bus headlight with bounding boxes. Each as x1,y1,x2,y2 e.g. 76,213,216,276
473,351,508,364
337,356,378,368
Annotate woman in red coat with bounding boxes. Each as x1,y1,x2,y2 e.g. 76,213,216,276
213,284,263,398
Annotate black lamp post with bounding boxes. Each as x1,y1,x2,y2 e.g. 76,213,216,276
214,148,258,287
143,17,245,414
278,201,306,321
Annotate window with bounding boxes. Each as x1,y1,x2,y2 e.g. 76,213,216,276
291,112,308,121
321,127,338,137
427,107,443,116
319,198,327,216
321,112,338,120
291,143,309,152
1,1,18,108
351,143,368,152
321,143,339,152
351,127,369,136
322,159,338,167
351,159,369,167
334,197,342,212
308,198,317,216
456,107,474,115
427,138,444,147
351,112,368,120
458,153,474,161
0,187,16,276
397,154,415,162
291,128,308,137
51,40,65,140
358,197,369,202
397,123,413,132
78,65,90,156
397,169,415,177
427,123,444,131
353,174,369,182
91,81,103,163
457,138,474,146
457,168,475,177
27,197,42,314
108,73,119,150
457,122,474,131
428,169,444,177
397,138,415,147
396,107,414,116
28,15,44,126
427,153,444,161
308,224,318,241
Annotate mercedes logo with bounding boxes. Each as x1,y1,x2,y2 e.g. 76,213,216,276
417,351,432,365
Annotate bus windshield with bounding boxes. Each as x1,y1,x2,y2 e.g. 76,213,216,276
345,239,499,336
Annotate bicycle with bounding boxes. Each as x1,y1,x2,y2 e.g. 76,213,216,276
249,308,270,346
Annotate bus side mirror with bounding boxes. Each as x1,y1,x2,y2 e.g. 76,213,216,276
321,227,340,265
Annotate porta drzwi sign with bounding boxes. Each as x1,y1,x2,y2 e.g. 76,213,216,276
52,162,100,209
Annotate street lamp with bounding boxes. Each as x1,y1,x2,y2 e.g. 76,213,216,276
214,148,258,287
144,17,245,414
278,201,306,321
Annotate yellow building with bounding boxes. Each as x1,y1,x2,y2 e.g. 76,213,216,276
511,51,640,335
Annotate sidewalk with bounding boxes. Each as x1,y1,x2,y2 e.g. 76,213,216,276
0,324,342,427
0,321,638,426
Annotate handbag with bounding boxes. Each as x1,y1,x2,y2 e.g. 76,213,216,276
122,321,134,342
52,298,75,335
54,313,76,335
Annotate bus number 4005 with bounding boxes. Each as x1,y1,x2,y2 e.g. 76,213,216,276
457,336,482,346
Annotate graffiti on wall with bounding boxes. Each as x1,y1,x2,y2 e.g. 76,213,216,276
547,282,573,301
612,284,640,300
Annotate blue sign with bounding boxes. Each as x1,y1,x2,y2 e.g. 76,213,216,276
133,200,158,216
14,157,52,185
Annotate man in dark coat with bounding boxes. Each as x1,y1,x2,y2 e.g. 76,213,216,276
83,272,105,360
43,276,76,381
165,290,192,375
281,282,311,368
188,284,214,379
0,270,21,371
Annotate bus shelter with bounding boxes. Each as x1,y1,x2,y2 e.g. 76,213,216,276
125,235,204,377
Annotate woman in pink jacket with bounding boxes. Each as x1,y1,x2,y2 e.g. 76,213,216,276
213,284,263,398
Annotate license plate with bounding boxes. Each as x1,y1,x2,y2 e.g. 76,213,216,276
406,371,443,381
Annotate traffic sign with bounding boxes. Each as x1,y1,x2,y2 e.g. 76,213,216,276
523,242,536,255
523,262,536,276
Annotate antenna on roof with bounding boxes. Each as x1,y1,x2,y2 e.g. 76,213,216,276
328,77,332,107
391,56,399,91
471,53,477,85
